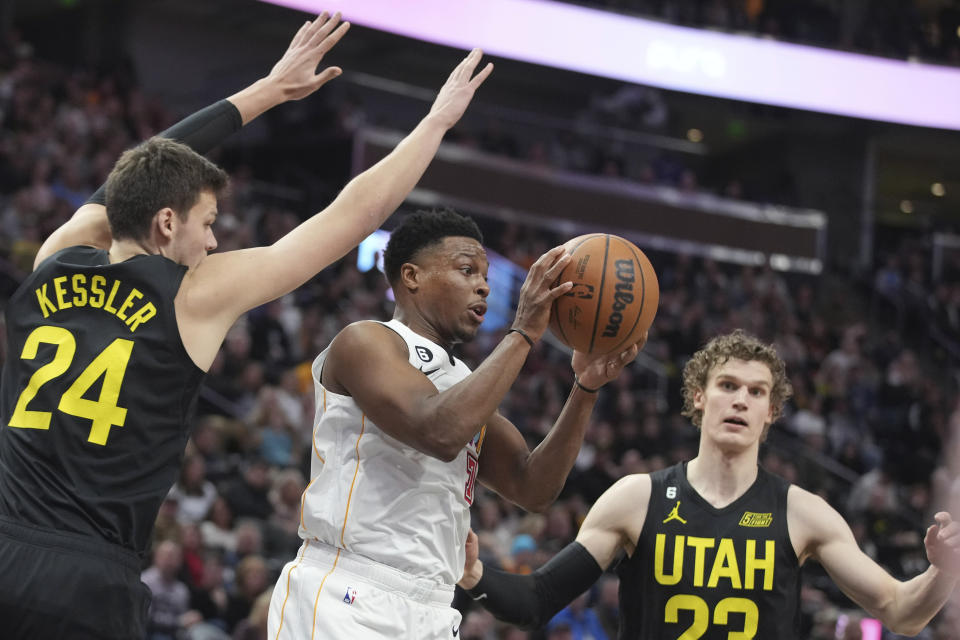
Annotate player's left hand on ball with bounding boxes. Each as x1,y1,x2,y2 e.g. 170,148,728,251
268,12,351,100
571,331,647,391
925,512,960,577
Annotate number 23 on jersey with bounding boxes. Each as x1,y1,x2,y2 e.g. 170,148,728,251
666,594,759,640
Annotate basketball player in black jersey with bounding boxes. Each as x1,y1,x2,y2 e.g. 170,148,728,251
460,330,960,638
0,14,493,639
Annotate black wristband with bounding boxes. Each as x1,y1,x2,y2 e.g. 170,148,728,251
508,327,535,348
574,375,600,394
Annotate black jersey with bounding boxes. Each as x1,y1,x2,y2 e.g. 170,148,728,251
0,246,204,556
618,462,800,640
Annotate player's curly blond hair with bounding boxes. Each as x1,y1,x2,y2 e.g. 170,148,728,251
681,330,792,437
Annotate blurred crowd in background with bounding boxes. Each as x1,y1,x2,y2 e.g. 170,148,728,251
1,9,959,640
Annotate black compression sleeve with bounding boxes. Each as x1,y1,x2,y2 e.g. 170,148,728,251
155,99,243,155
465,542,603,629
84,99,242,206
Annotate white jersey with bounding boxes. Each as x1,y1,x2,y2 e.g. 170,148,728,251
298,319,485,585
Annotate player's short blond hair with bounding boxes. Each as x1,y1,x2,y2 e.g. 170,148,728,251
681,330,792,436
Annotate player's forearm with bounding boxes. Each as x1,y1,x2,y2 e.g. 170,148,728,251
884,566,957,635
260,114,453,307
83,97,244,210
417,332,533,461
333,113,450,237
226,77,288,125
211,114,459,321
509,386,597,511
461,542,603,629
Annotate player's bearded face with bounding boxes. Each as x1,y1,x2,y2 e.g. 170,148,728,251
693,359,774,448
421,237,489,344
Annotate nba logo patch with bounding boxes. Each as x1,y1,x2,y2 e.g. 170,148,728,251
343,587,357,604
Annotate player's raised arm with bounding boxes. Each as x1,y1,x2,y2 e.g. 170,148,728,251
790,487,960,636
186,49,494,330
459,474,650,628
33,12,349,269
476,336,644,512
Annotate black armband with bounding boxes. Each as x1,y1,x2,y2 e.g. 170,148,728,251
466,541,603,629
85,99,241,207
156,99,242,154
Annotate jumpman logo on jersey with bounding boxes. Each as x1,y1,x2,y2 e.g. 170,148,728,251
662,500,687,524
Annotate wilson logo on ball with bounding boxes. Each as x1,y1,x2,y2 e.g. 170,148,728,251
549,233,659,355
602,260,636,338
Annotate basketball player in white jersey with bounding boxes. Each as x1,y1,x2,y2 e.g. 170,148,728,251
267,209,647,638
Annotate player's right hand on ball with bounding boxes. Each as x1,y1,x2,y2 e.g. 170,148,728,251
428,48,494,130
510,245,573,343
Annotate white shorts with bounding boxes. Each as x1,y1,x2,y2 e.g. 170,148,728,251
267,540,462,640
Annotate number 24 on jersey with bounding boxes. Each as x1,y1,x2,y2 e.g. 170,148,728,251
8,325,133,446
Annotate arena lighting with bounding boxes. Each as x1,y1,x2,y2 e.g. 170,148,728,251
261,0,960,130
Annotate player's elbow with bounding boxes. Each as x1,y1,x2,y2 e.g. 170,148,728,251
878,605,926,637
518,493,557,514
426,412,482,462
523,501,551,515
497,462,563,513
417,427,465,463
406,431,460,462
886,621,925,637
430,443,462,463
512,484,562,514
881,612,927,638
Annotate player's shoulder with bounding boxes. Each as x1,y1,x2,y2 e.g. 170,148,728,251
33,244,105,271
330,320,408,358
786,484,847,543
601,473,652,506
335,319,396,340
617,472,653,491
585,473,653,539
786,484,834,515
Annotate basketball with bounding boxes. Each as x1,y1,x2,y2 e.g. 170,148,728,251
548,234,659,355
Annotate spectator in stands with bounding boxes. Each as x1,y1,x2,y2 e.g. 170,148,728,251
189,550,230,628
142,540,191,640
201,497,238,555
546,591,608,640
225,555,270,631
169,454,219,525
221,458,273,521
